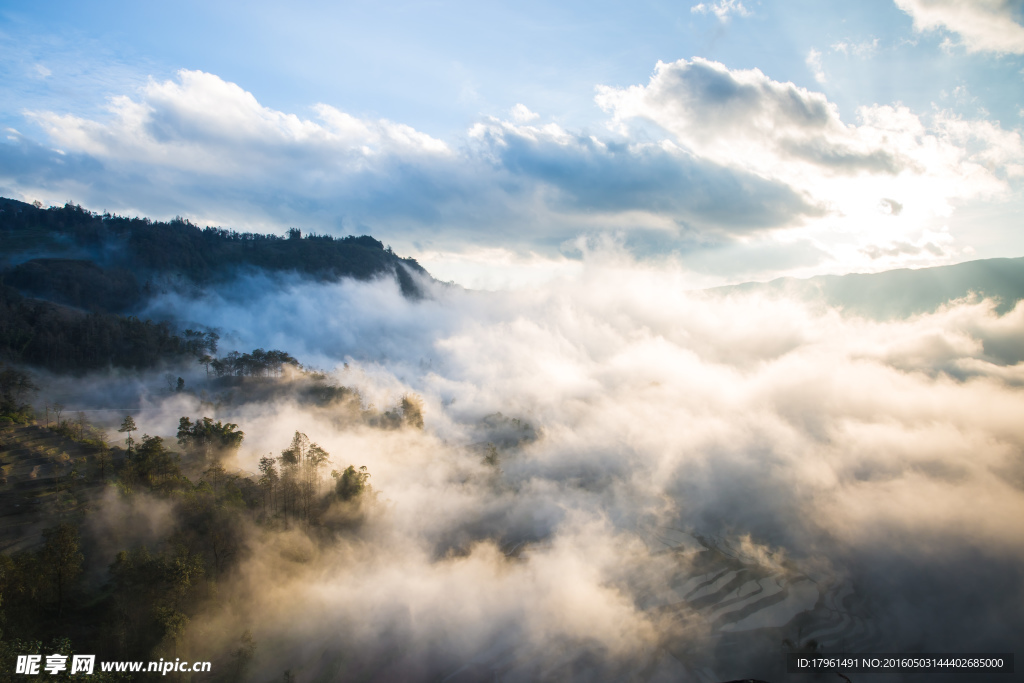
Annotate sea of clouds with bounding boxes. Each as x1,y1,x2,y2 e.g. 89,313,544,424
44,254,1013,681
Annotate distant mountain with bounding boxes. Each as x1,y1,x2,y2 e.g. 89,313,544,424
0,197,430,313
710,256,1024,318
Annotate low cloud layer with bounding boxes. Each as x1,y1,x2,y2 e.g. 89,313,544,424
51,257,1023,680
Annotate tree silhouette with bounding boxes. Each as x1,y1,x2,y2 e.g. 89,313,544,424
41,523,83,617
401,394,425,429
119,415,137,459
336,465,370,502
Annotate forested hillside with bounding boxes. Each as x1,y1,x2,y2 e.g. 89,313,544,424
0,285,197,373
0,413,380,680
0,197,429,312
0,196,433,374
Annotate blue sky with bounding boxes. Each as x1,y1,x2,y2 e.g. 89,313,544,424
2,0,1023,287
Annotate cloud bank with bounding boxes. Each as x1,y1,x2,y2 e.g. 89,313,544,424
4,61,1021,282
54,256,1023,681
596,58,1020,216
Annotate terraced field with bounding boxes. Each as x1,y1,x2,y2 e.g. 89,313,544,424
633,528,881,682
437,527,881,683
0,424,111,554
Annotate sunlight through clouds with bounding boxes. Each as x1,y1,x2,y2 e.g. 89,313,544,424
1,1,1021,286
895,0,1024,54
1,2,1022,678
596,57,1024,271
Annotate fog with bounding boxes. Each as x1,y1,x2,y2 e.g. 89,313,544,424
48,256,1024,681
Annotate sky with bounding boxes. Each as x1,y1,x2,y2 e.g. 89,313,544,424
1,0,1023,288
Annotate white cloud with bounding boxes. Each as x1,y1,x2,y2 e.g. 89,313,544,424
8,66,825,262
806,48,827,83
32,63,52,78
417,247,584,290
831,37,880,57
467,113,821,236
595,58,1023,263
28,69,450,177
894,0,1024,54
510,103,540,123
6,62,1023,280
690,0,751,22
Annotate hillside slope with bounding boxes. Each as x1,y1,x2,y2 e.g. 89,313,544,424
0,424,111,554
710,256,1024,318
0,197,430,312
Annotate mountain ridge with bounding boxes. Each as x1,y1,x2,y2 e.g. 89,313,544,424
708,255,1024,318
0,197,429,312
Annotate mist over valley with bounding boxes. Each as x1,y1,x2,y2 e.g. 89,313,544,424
1,199,1022,681
2,4,1023,678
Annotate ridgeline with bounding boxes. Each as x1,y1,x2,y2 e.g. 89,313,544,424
0,197,432,373
0,197,429,313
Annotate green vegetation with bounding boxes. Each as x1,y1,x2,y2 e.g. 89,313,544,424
0,282,305,378
0,410,374,675
0,198,425,378
0,365,36,426
0,197,429,308
335,465,370,502
176,417,244,466
0,284,197,373
209,349,299,378
0,195,430,674
117,417,137,459
2,258,141,313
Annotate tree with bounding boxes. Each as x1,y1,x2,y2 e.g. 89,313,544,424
198,354,213,377
278,432,331,522
232,629,256,682
336,465,370,502
258,455,279,516
177,416,244,465
94,444,112,480
0,366,37,417
203,462,226,495
307,443,331,497
278,432,308,524
119,416,137,459
401,394,424,429
483,443,500,468
135,435,182,492
41,524,83,617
